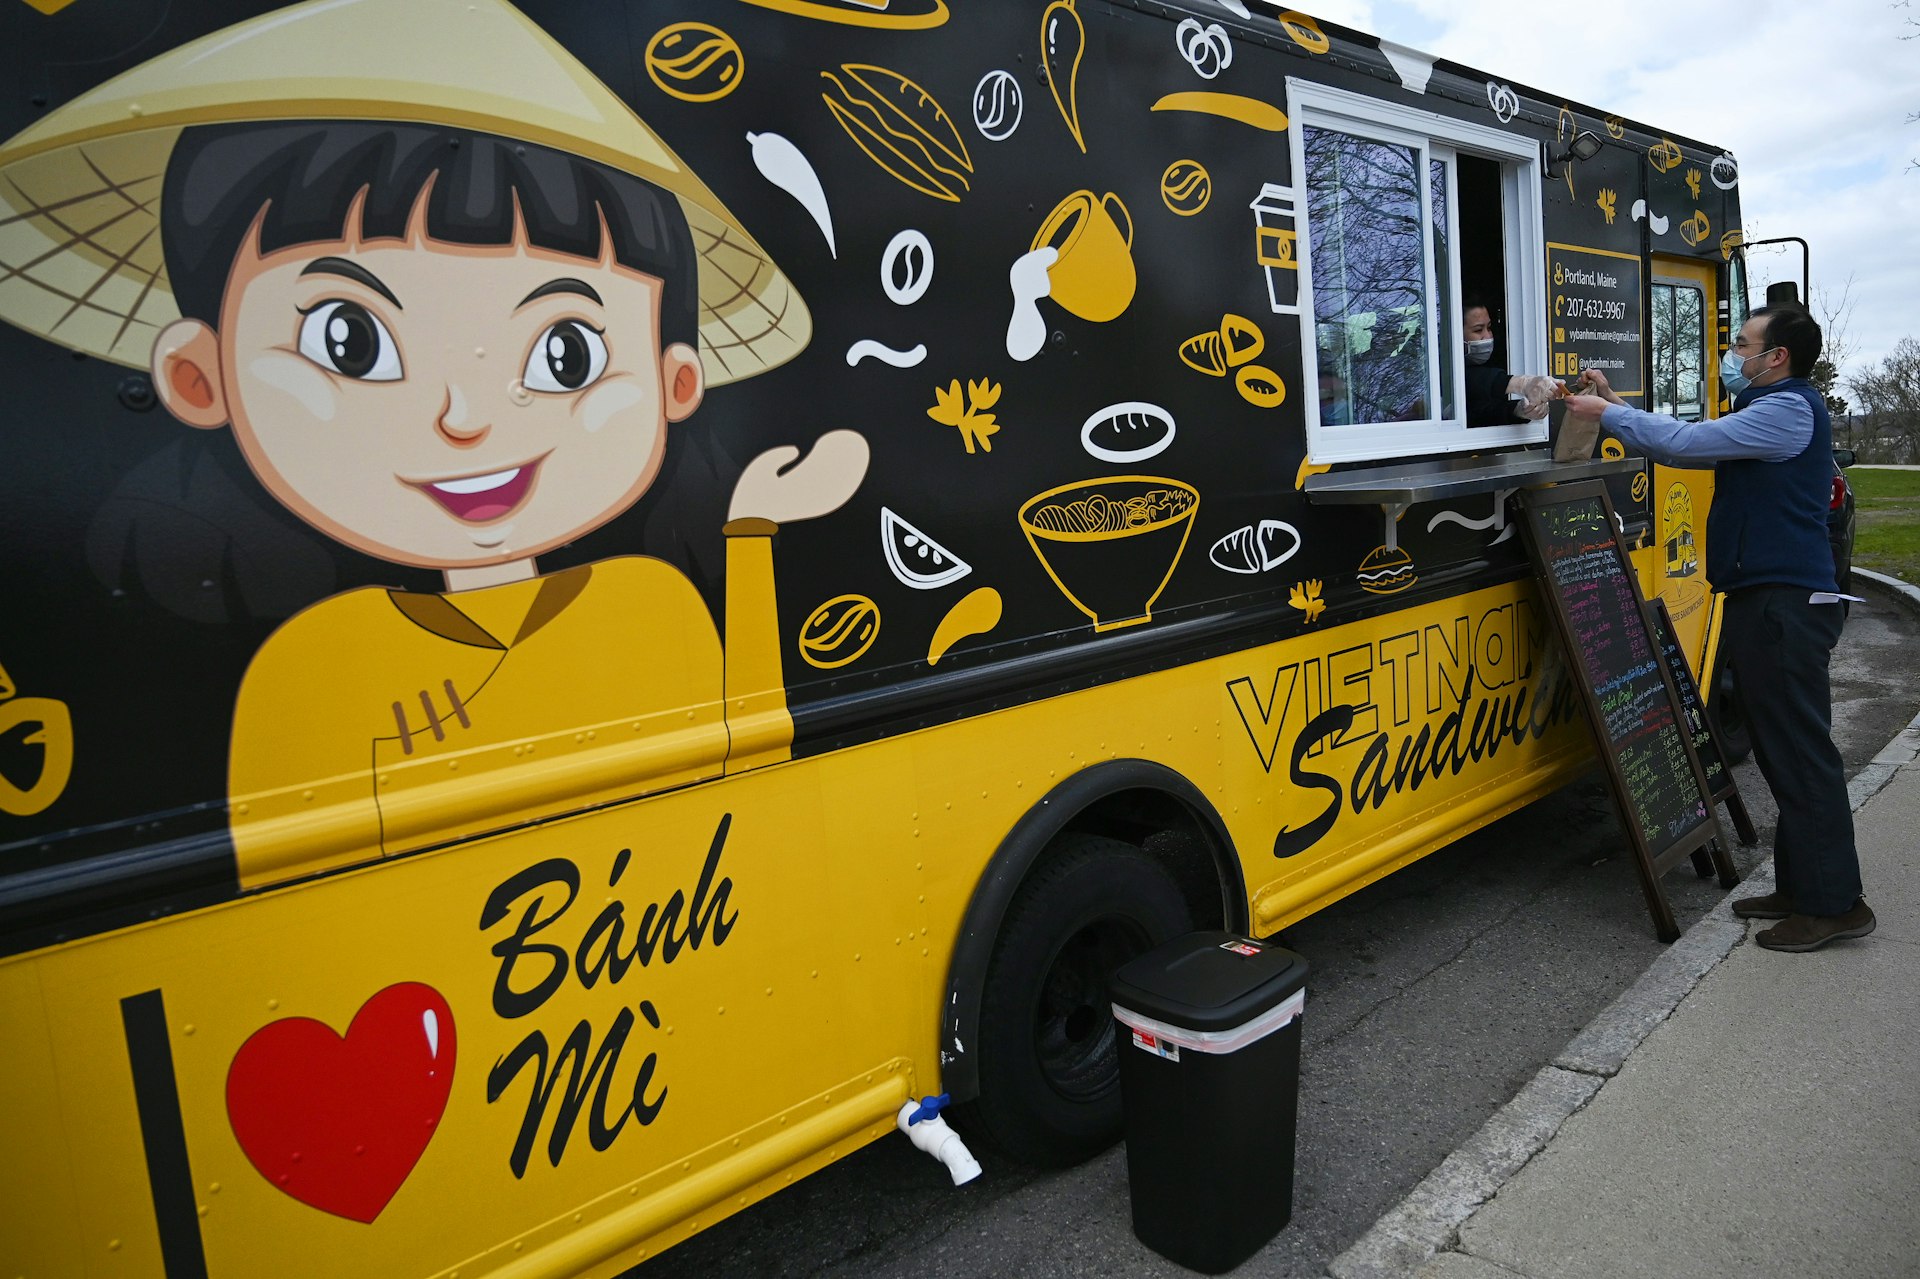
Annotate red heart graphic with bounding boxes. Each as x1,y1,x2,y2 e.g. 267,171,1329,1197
226,982,455,1223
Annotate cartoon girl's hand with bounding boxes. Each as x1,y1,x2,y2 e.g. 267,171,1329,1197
728,429,871,524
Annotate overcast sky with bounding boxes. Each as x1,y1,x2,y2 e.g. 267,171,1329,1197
1285,0,1918,386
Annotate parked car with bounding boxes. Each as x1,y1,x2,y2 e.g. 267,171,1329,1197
1829,447,1858,596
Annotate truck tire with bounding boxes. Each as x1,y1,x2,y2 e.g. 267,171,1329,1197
972,833,1194,1167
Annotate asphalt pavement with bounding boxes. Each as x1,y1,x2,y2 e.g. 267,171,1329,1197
1333,568,1920,1279
636,574,1920,1279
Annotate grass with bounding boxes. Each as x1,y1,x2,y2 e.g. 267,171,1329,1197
1845,467,1920,583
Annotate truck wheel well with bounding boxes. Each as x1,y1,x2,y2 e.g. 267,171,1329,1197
938,761,1245,1104
1057,789,1234,933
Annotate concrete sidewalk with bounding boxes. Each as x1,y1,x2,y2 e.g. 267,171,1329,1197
1330,570,1920,1279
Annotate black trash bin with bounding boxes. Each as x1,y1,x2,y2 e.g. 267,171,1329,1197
1109,931,1309,1274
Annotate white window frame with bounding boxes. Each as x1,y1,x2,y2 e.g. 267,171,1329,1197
1288,78,1548,465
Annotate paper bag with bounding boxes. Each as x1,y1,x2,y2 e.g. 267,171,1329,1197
1550,400,1601,462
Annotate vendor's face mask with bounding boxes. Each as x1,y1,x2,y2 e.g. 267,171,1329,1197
1465,338,1495,365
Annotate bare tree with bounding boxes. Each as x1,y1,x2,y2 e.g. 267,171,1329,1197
1848,336,1920,462
1808,275,1857,423
1903,1,1920,171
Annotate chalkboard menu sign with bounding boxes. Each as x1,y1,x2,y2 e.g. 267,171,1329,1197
1649,597,1757,847
1519,481,1734,940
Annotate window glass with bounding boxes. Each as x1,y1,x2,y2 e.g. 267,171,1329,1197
1651,281,1706,419
1727,253,1750,331
1430,157,1456,423
1306,125,1430,427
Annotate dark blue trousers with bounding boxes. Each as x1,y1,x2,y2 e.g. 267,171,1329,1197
1721,586,1863,916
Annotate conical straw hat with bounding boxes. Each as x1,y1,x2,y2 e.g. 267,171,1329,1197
0,0,808,384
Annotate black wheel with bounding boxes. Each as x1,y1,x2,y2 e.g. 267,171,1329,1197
972,834,1194,1167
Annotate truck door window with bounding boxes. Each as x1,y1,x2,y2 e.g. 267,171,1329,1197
1289,79,1547,465
1651,281,1706,420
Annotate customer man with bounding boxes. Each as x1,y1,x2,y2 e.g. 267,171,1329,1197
1565,305,1872,952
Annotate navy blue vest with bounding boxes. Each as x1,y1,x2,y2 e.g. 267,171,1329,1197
1706,377,1835,594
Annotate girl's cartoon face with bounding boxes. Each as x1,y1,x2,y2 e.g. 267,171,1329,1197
151,209,702,576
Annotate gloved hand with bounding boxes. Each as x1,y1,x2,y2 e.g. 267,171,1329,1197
1507,374,1563,420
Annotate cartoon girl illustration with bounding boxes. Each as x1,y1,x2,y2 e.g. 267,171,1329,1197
0,0,866,886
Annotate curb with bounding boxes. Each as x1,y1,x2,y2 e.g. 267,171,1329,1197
1326,569,1920,1279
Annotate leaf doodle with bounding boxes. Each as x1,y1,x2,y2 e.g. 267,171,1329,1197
927,378,1003,454
1288,579,1326,625
1597,188,1617,225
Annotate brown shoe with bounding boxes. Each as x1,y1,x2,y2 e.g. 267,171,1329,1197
1755,899,1876,952
1731,891,1794,920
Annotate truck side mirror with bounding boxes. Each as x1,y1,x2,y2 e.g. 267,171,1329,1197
1832,447,1856,469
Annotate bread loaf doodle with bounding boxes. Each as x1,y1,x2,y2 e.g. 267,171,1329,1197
1080,401,1176,463
1275,11,1330,54
822,64,974,201
1209,519,1302,574
1179,330,1228,377
1235,365,1286,409
1219,314,1264,367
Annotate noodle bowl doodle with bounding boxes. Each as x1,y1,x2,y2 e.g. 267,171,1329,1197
1019,478,1199,632
1026,486,1193,534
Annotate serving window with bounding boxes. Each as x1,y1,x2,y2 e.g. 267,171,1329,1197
1288,80,1547,465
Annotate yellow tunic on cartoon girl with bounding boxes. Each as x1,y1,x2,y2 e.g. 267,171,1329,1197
0,0,868,887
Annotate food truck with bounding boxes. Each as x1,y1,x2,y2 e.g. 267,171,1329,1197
0,0,1754,1272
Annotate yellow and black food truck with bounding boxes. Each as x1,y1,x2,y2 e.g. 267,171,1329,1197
0,0,1755,1272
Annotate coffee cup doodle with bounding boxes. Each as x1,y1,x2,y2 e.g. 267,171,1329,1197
1033,190,1136,322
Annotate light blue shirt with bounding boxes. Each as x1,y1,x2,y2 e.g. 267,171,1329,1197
1599,390,1814,467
